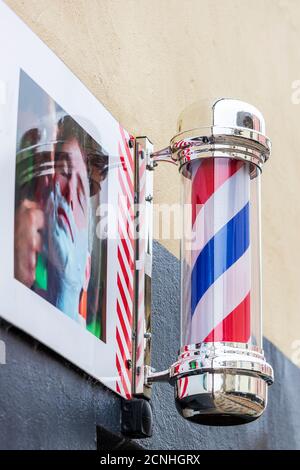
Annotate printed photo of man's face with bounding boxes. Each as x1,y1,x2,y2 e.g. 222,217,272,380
14,70,108,341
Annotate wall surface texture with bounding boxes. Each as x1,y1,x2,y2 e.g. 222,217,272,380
1,0,300,450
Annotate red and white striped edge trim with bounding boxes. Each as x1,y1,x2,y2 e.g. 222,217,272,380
115,125,134,399
135,145,147,394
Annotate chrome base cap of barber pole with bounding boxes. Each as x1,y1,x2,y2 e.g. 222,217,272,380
170,342,274,426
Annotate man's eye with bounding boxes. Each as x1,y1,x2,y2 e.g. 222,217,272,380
60,163,69,177
56,162,71,179
55,152,72,177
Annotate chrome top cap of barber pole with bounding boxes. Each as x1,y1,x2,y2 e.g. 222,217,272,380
170,98,271,175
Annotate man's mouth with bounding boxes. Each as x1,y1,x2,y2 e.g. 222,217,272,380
57,206,74,242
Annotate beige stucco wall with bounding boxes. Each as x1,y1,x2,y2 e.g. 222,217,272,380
5,0,300,363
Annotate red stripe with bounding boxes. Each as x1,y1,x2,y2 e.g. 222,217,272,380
116,354,131,399
116,326,130,362
119,195,134,243
118,247,133,298
116,328,132,397
204,292,250,343
119,179,134,220
191,158,243,225
181,377,188,399
136,344,143,360
119,151,133,195
116,382,121,394
119,125,134,173
116,328,132,390
118,166,133,203
119,224,134,268
120,154,126,171
118,149,134,199
117,275,132,324
118,193,134,252
117,300,132,352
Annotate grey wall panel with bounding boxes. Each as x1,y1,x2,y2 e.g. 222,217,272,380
0,323,120,450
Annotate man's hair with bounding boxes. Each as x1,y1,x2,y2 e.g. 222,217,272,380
55,115,109,253
56,115,108,197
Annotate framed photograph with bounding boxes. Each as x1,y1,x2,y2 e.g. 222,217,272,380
0,2,134,398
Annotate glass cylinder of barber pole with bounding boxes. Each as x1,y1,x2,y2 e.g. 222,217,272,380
170,99,274,425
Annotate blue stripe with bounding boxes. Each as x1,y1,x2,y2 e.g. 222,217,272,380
191,202,250,316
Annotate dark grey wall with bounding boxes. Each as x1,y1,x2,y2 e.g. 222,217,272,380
0,321,121,450
0,241,299,450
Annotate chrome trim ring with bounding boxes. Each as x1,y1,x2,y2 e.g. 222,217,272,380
170,342,274,386
170,126,271,177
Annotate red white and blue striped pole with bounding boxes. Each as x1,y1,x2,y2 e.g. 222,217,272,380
189,157,251,344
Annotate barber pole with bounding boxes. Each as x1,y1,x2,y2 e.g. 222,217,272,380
147,98,274,426
187,157,251,344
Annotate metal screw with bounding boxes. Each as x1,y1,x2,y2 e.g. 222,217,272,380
126,359,132,369
146,161,158,171
128,138,134,148
145,195,153,203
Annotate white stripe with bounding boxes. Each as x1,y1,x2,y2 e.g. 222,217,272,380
119,138,134,183
118,266,133,312
190,247,251,344
181,259,192,345
116,376,126,397
118,223,134,275
139,176,146,193
138,279,145,303
139,176,146,197
118,239,134,288
118,193,134,238
191,166,250,269
118,192,134,238
117,318,131,359
118,210,134,260
119,166,134,204
116,349,131,393
117,291,132,337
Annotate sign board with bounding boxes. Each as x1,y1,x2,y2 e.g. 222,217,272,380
0,1,136,399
